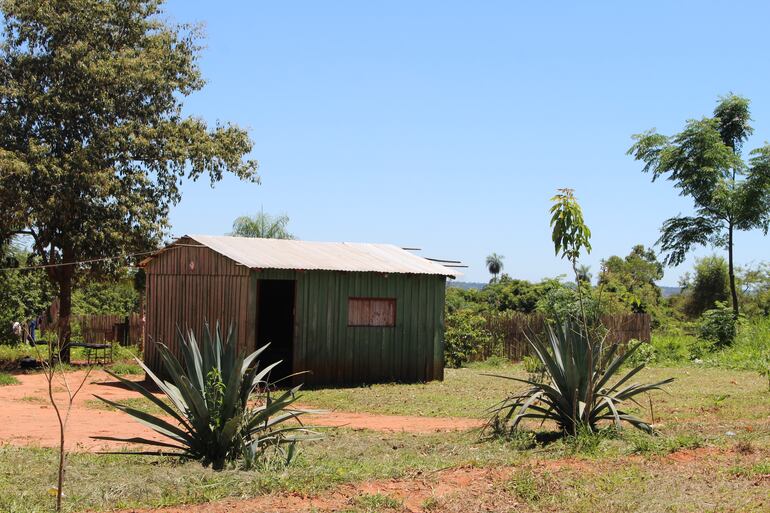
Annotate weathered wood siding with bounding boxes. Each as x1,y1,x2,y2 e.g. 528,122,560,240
143,242,446,386
143,240,255,374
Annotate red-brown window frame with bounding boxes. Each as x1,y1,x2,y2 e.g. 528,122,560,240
347,297,397,327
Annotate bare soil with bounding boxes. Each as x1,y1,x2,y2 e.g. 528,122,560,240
0,371,482,451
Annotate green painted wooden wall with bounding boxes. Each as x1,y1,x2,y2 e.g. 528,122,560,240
256,268,446,386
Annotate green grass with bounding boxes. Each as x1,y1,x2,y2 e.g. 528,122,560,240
0,426,766,513
300,363,770,426
107,361,144,375
0,373,19,386
0,343,142,376
350,493,403,512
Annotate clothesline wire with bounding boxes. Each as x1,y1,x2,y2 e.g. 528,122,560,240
0,249,160,272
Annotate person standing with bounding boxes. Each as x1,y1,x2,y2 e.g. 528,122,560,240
27,317,37,345
12,321,22,345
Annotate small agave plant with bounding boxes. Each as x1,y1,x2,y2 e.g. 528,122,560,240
94,322,320,470
489,321,673,435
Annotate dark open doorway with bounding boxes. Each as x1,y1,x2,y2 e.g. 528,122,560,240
257,279,295,383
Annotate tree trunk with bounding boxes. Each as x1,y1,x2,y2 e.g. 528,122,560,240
727,223,739,319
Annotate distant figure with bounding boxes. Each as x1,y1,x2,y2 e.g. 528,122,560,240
27,318,37,345
12,321,22,344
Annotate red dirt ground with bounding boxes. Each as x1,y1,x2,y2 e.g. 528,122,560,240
0,370,482,451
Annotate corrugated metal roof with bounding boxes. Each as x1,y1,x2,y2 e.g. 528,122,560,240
144,235,461,277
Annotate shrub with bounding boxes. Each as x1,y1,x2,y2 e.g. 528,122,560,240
625,339,656,366
444,309,492,368
698,302,738,348
650,330,693,363
488,321,673,435
95,322,320,470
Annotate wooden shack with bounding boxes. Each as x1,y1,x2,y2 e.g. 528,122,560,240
140,235,458,386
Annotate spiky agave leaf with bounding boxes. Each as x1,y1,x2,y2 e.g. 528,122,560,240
487,321,673,436
93,321,321,469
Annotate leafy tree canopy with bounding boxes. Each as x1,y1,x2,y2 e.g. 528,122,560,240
0,0,259,353
72,275,140,317
679,255,730,318
485,253,504,282
231,209,294,239
0,240,52,343
628,94,770,316
599,245,664,314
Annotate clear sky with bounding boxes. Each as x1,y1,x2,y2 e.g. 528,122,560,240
163,1,770,285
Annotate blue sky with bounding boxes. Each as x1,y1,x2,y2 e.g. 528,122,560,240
163,1,770,285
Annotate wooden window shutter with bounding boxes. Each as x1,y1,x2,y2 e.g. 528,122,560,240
348,298,396,327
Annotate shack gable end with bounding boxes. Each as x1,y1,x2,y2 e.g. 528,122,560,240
143,241,253,374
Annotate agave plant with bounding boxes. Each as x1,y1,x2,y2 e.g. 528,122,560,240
489,322,673,435
94,322,319,470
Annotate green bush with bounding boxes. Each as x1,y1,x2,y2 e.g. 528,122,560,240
698,302,738,348
444,309,492,368
625,339,657,366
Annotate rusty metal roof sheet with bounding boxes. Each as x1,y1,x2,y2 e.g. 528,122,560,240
145,235,461,277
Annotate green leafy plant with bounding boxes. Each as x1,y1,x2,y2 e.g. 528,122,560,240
522,354,546,382
488,322,673,435
95,322,320,470
625,340,657,367
698,301,739,348
444,309,492,368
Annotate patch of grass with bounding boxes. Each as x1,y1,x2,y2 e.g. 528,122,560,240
0,373,19,386
350,492,403,512
108,361,144,375
301,364,770,432
505,468,554,504
624,431,705,455
0,344,35,369
18,395,47,404
466,355,509,369
729,461,770,478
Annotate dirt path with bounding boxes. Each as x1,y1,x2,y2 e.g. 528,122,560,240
0,371,482,451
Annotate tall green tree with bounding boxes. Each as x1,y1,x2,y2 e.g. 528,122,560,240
231,208,294,239
485,253,504,283
598,244,664,314
628,94,770,317
679,255,730,318
0,0,259,359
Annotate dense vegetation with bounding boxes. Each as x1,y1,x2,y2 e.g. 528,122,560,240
446,253,770,373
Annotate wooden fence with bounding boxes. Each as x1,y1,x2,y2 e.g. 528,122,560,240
472,312,651,361
74,314,144,347
41,311,143,347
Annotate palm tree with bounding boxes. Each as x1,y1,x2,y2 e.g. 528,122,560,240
486,253,504,283
576,264,592,284
230,208,295,239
